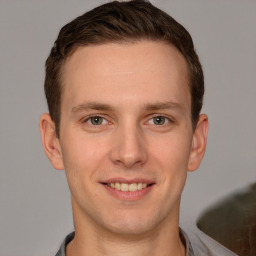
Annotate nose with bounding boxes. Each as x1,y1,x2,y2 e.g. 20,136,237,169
110,123,147,169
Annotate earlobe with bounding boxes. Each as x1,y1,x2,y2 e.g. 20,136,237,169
39,113,64,170
188,114,208,172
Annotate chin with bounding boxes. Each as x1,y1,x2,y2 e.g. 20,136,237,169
100,211,162,237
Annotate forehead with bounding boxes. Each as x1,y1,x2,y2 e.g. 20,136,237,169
61,40,190,112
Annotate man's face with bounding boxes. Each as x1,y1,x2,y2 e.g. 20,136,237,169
48,41,203,235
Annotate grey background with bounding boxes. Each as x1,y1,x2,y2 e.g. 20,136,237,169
0,0,255,255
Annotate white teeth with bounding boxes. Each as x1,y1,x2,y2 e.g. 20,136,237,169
129,183,137,192
120,183,129,191
115,182,121,190
107,182,149,192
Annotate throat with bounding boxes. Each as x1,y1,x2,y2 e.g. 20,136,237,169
65,227,186,256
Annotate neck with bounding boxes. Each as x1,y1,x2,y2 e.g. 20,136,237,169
67,229,185,256
66,206,186,256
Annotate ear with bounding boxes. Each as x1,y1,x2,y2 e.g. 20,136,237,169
39,113,64,170
188,114,208,172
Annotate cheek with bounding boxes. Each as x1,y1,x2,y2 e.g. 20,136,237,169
60,136,110,208
60,134,108,188
61,132,109,166
61,131,115,180
150,132,192,169
149,132,192,195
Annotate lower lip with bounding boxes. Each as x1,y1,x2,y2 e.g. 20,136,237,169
102,184,154,201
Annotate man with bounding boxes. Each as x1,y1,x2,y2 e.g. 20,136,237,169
40,1,235,255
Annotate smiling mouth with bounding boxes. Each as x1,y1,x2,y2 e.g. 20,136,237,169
104,182,152,192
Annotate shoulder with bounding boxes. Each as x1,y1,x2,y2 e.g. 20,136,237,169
188,227,238,256
55,232,75,256
181,227,237,256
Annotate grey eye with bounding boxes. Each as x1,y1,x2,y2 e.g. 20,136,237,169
152,116,166,125
89,116,104,125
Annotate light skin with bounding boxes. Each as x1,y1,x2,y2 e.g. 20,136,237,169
40,40,208,256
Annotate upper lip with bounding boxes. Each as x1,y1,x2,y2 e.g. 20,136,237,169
100,178,155,184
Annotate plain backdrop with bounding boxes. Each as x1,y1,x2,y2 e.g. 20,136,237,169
0,0,255,255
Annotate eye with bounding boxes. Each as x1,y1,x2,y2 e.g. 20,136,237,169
86,116,107,125
148,116,170,125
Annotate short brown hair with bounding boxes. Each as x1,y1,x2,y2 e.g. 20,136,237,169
44,0,204,137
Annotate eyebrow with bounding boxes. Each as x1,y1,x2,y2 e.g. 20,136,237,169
142,101,183,112
71,101,183,113
72,102,114,112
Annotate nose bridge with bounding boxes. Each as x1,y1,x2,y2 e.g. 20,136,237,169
110,118,147,168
